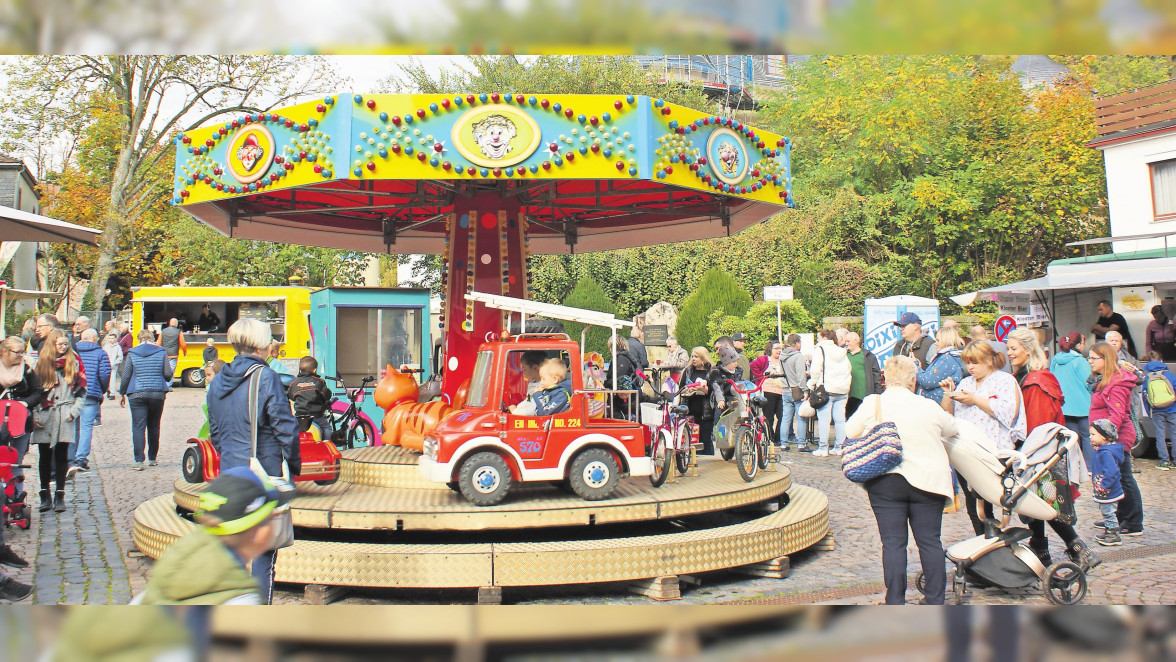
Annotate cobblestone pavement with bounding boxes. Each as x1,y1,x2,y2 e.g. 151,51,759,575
12,387,1176,606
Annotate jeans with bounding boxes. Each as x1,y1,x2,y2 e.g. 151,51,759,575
865,473,946,604
1098,501,1119,530
1064,415,1091,468
72,396,102,466
1151,408,1176,463
1116,453,1144,531
779,397,800,446
815,393,848,452
946,607,1019,662
129,397,165,463
252,548,276,604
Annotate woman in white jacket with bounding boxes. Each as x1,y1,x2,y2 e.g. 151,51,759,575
806,329,853,457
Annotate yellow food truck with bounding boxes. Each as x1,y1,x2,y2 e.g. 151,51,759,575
130,285,314,387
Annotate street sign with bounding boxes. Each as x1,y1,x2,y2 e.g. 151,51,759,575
763,286,793,301
994,315,1017,343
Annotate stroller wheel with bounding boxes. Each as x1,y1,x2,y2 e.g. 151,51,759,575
1043,561,1087,605
951,570,968,605
914,571,927,596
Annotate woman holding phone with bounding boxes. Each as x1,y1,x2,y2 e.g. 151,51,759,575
678,347,717,456
939,340,1026,535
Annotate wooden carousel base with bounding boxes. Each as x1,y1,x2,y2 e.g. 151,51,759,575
133,485,827,590
132,453,830,594
170,456,792,531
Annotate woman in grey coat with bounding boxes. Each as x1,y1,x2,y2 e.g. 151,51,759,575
32,331,86,513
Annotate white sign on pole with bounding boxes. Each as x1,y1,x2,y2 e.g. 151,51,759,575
763,286,794,301
1013,303,1050,327
999,293,1031,316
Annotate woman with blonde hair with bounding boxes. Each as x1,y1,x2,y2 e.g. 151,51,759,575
1006,328,1099,570
940,339,1025,535
678,347,717,455
1088,341,1144,537
32,330,86,513
916,325,966,405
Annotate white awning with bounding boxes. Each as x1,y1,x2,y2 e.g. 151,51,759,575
952,255,1176,306
0,205,101,245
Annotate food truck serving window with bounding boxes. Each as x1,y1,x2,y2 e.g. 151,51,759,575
141,299,286,341
336,307,423,384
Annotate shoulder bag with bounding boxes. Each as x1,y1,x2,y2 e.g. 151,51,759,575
808,348,829,409
246,364,295,550
841,395,903,483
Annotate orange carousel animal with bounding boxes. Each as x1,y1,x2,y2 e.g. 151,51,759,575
374,366,461,451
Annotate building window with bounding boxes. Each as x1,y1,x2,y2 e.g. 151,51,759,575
1154,159,1176,222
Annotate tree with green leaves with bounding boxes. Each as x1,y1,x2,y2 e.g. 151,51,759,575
675,268,752,350
0,55,340,310
708,301,816,357
561,277,620,356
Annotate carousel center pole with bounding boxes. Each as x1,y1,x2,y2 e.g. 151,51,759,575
439,191,530,404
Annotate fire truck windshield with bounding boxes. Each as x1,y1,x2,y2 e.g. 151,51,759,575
465,351,495,408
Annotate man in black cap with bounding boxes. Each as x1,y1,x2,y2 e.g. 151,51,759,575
135,466,292,605
892,312,938,368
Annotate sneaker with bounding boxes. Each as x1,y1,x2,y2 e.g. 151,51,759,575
132,462,144,471
1121,528,1144,537
812,449,829,457
76,461,90,472
65,465,79,482
779,445,790,452
1095,529,1122,547
1092,521,1107,531
1158,461,1172,471
797,446,814,454
830,448,843,456
0,576,33,602
148,460,158,466
0,545,29,569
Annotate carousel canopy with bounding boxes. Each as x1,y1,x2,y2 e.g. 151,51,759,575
173,94,793,255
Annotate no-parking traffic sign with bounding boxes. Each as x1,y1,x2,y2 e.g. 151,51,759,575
994,315,1017,343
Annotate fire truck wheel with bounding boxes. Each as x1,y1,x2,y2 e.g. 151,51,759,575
568,448,621,501
181,446,204,484
458,452,514,506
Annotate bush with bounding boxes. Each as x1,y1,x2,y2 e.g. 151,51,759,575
561,277,621,356
708,301,818,357
675,268,752,350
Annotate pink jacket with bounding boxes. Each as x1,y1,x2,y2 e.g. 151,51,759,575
1090,369,1138,450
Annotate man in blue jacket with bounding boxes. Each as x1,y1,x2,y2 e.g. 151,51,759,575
206,318,299,604
1142,354,1176,471
70,328,111,475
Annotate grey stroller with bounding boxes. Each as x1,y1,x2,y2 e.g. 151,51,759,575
918,422,1089,605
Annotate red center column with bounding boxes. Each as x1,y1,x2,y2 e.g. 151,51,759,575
440,192,529,404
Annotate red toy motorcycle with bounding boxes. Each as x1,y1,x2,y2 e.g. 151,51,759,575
182,433,342,486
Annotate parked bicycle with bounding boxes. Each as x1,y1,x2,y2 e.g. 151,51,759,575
647,388,698,487
320,375,379,450
728,380,772,482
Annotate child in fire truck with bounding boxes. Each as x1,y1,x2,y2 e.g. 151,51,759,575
509,358,573,417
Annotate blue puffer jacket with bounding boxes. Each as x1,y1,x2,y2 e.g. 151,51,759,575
1051,350,1092,418
206,354,299,477
915,346,965,404
532,377,573,416
75,341,111,400
1091,441,1124,504
120,343,173,396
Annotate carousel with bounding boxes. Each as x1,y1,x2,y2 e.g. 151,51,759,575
132,92,830,602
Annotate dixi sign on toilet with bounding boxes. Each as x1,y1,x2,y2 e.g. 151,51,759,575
862,295,941,366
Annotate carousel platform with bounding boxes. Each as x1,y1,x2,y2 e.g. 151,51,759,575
132,449,830,598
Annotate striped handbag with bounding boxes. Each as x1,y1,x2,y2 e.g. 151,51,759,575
841,396,903,483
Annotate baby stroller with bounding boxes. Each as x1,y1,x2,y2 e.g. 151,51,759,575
0,445,30,531
920,422,1089,605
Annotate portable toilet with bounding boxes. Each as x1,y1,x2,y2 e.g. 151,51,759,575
863,295,941,366
309,287,433,428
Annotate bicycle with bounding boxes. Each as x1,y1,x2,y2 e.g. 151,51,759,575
321,375,378,450
728,380,772,482
646,388,697,487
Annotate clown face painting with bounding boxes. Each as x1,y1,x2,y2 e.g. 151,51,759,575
471,114,518,160
236,135,265,173
717,141,739,177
